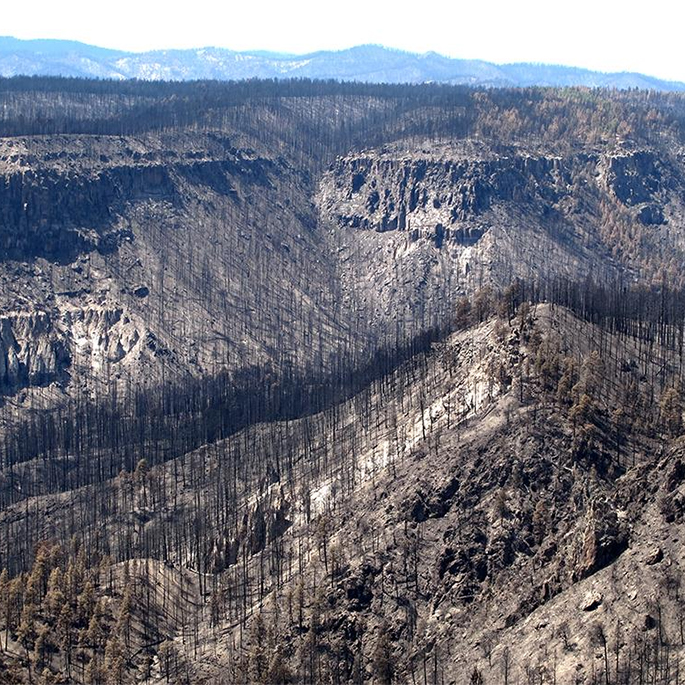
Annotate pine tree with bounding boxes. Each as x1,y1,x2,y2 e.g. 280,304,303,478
25,554,47,607
7,577,24,638
31,624,51,673
77,580,96,623
115,583,133,653
104,635,126,685
532,499,551,545
17,602,37,655
85,599,107,649
660,387,683,437
135,458,149,508
44,568,65,624
266,644,292,685
57,602,75,678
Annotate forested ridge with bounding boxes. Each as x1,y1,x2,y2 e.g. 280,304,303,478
1,78,685,683
1,77,684,148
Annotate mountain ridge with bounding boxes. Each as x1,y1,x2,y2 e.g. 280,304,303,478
1,36,683,90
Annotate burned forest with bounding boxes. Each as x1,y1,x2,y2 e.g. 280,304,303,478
1,77,685,683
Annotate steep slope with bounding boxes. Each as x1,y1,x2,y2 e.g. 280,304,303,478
319,139,685,343
4,126,685,412
1,302,684,683
0,130,352,413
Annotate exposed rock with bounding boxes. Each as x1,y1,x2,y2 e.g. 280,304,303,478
638,203,665,225
319,142,572,244
644,546,664,565
604,150,663,206
665,458,685,493
132,285,149,298
0,311,70,390
406,476,459,521
345,564,376,611
574,500,630,580
579,590,603,611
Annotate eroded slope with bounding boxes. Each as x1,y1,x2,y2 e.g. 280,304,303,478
2,303,683,683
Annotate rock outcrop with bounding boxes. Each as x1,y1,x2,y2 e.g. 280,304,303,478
0,134,277,263
0,311,69,390
0,132,350,404
0,304,150,395
599,148,670,225
320,141,572,245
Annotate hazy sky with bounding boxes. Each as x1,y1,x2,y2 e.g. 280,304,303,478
5,0,684,82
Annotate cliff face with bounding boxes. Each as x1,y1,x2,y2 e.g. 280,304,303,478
3,133,685,410
0,311,69,390
0,134,275,263
317,140,685,344
321,142,571,242
320,141,684,246
0,303,154,397
601,148,666,213
0,132,349,405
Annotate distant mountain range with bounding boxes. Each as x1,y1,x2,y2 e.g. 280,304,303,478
0,36,683,90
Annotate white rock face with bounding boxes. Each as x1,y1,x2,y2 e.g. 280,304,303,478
0,312,65,387
0,303,147,393
62,304,143,373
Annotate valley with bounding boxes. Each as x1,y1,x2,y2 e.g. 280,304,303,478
0,78,684,683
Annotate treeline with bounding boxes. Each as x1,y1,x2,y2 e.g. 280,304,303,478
0,77,684,153
530,278,685,355
0,77,471,142
454,277,685,354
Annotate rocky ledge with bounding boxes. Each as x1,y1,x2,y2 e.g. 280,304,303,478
318,140,680,248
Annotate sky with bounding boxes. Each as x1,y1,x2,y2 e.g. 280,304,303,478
4,0,685,82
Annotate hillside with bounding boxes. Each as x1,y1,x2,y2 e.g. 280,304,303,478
2,300,685,683
0,79,685,683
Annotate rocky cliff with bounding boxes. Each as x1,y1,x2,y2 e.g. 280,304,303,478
0,311,69,391
321,141,571,239
0,134,276,263
0,132,351,405
3,133,685,409
317,140,685,346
